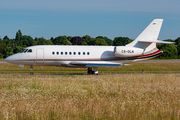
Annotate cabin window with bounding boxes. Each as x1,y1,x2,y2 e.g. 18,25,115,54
51,51,90,56
27,49,32,53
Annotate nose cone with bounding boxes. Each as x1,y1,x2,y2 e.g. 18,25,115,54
4,54,19,63
4,56,13,63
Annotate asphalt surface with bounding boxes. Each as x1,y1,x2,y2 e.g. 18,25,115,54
0,61,7,63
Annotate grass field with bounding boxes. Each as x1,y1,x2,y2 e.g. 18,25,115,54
0,74,180,119
0,62,180,119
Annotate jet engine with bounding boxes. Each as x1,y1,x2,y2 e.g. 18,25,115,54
114,46,144,58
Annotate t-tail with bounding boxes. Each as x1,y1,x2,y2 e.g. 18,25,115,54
114,19,174,60
126,19,173,52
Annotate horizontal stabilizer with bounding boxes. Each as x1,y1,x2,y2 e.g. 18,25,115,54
138,40,174,44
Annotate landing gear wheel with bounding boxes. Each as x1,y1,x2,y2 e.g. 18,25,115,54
30,72,34,75
87,67,93,74
93,67,98,75
29,65,34,75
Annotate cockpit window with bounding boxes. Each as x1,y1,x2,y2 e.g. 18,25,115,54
20,49,25,53
24,49,28,53
19,49,32,53
27,49,32,53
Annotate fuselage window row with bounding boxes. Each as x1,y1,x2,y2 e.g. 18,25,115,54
52,52,90,55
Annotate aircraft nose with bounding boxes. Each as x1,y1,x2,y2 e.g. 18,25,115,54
4,54,19,63
4,56,13,63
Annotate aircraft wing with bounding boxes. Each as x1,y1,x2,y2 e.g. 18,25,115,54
70,62,121,67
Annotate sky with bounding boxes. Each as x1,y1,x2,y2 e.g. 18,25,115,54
0,0,180,40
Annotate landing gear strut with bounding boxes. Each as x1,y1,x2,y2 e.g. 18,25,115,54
87,67,98,75
30,65,34,75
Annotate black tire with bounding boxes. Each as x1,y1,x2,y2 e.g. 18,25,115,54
30,72,34,75
88,70,92,74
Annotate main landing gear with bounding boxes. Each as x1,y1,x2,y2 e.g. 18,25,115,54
30,65,34,75
87,67,98,75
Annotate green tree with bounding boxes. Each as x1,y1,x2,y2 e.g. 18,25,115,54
13,46,25,54
128,39,133,44
83,35,94,45
50,37,54,43
35,37,52,45
15,30,22,46
0,38,4,53
81,41,88,45
52,36,72,45
94,38,108,45
113,37,130,46
3,35,9,46
176,43,180,57
158,44,178,59
3,47,14,58
22,35,33,46
32,40,38,45
0,53,3,59
44,40,53,45
3,37,16,49
175,37,180,45
96,36,113,45
67,36,72,41
10,39,17,49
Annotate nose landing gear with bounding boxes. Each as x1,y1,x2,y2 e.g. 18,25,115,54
30,65,34,75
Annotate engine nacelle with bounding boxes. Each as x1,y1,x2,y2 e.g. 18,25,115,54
114,46,144,58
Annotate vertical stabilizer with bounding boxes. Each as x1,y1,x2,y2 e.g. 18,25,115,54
126,19,163,52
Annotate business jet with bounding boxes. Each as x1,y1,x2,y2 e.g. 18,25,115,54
5,19,173,75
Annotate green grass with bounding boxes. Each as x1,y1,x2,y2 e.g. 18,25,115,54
0,62,180,119
0,74,180,119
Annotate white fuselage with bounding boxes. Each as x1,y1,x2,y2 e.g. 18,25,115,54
5,45,162,68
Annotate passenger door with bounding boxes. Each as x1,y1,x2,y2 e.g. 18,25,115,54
36,48,44,64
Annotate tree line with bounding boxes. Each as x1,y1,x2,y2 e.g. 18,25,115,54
0,30,180,59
